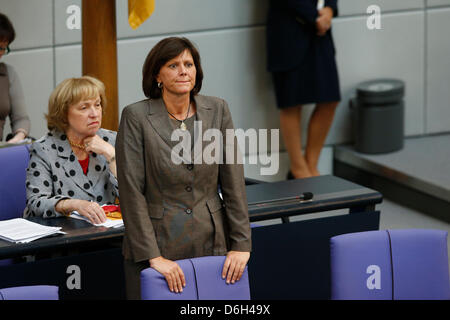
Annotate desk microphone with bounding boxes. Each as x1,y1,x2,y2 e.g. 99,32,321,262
277,191,314,203
298,192,313,202
249,192,314,206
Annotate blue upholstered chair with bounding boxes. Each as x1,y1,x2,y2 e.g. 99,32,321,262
0,144,29,220
330,229,450,300
141,255,251,300
0,145,30,266
0,285,59,300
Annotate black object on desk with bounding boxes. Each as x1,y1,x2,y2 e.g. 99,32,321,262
247,175,380,221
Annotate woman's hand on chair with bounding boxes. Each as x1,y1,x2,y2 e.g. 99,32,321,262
149,256,186,293
222,251,250,284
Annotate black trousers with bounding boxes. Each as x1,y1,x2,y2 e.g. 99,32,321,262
123,259,150,300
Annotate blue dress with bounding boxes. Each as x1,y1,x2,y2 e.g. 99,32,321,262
266,0,341,108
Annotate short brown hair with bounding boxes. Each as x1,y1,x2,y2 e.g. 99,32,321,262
0,12,15,44
46,76,107,132
142,37,203,99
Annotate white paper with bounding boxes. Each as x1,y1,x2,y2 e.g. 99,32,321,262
70,211,123,228
0,218,65,243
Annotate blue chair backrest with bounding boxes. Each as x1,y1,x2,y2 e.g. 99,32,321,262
141,256,250,300
330,229,450,300
389,229,450,300
191,255,250,300
141,258,197,300
0,145,29,220
0,285,59,300
330,230,393,300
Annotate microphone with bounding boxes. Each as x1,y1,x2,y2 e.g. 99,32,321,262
298,192,313,202
249,192,314,207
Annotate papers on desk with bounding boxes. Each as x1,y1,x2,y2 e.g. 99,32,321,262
69,211,124,228
0,218,65,243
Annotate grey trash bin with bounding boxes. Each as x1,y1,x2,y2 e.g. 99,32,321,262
351,79,405,154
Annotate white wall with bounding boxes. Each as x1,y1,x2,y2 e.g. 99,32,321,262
2,0,449,181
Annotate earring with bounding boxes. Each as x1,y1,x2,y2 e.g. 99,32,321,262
157,82,163,89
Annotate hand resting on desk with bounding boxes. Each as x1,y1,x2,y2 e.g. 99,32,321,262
56,199,107,225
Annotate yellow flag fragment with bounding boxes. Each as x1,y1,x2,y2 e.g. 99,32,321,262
128,0,155,30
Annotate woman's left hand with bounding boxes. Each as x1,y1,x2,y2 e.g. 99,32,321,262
316,7,333,36
6,131,27,144
222,251,250,284
83,135,115,162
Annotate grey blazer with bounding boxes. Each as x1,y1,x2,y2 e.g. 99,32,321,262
116,95,252,263
24,129,119,218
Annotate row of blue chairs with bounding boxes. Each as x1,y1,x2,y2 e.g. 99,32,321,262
0,255,249,300
0,145,29,220
331,229,450,300
1,229,449,300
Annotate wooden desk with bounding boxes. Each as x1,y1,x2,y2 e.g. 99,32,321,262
247,174,381,222
0,218,125,300
0,175,382,300
0,217,123,260
246,175,382,300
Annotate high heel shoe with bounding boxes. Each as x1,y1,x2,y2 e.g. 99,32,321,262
286,170,295,180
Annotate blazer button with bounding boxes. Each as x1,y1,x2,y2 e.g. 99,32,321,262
185,186,192,192
186,208,192,214
187,164,194,171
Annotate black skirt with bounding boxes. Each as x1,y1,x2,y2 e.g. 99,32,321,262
272,36,341,109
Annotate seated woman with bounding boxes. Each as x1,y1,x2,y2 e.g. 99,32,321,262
116,37,251,299
0,12,30,143
24,76,118,224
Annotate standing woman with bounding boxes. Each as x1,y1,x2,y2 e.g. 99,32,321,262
0,12,30,143
266,0,341,178
116,37,251,299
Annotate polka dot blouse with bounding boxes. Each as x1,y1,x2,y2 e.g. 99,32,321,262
23,129,119,218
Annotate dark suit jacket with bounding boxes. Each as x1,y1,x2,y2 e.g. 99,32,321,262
116,95,252,263
266,0,338,72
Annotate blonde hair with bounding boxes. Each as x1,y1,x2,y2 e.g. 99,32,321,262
46,76,107,132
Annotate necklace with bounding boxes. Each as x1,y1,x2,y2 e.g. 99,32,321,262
166,102,191,131
68,138,85,150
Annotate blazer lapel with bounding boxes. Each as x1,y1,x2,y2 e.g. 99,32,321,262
146,98,180,151
85,153,105,190
192,95,213,164
54,132,95,197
